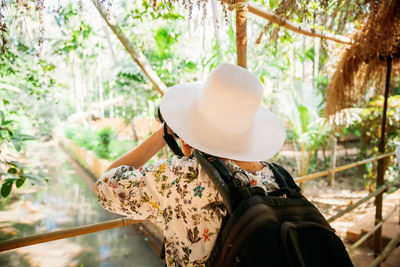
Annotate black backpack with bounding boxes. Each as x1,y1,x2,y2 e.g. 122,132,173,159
193,150,353,267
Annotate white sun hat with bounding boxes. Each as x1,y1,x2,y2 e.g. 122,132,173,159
160,63,286,161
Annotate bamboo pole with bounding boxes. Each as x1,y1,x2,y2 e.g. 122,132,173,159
295,152,395,183
235,0,247,68
350,203,399,251
327,182,390,223
247,3,352,45
329,137,337,186
0,217,142,252
91,0,166,95
374,56,392,257
369,231,400,267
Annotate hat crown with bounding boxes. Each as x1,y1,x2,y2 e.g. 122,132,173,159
159,62,285,161
197,63,264,133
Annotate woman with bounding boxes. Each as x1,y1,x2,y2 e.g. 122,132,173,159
95,63,285,266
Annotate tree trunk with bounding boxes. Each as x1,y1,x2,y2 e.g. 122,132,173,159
71,56,81,114
109,90,114,118
211,0,220,43
91,0,166,95
130,120,138,142
97,57,104,118
102,23,118,65
313,38,320,90
302,36,306,82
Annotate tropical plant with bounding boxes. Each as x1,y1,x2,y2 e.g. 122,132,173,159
280,82,333,177
0,111,46,197
65,125,135,161
342,95,400,186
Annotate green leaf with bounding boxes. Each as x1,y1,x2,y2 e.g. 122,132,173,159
17,134,35,141
12,140,21,152
305,47,315,61
21,173,41,181
1,180,13,197
9,160,24,169
16,178,25,188
0,110,4,122
7,167,17,174
298,105,311,133
2,120,13,125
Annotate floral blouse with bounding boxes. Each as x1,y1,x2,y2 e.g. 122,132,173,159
95,156,279,267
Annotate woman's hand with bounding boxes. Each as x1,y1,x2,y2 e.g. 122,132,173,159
104,123,167,171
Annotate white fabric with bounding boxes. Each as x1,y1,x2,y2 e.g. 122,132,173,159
160,63,285,161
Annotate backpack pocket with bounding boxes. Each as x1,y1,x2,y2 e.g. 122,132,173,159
281,222,354,267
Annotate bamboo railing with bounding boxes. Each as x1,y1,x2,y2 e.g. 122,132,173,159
0,217,141,252
369,231,400,267
327,180,395,223
295,152,395,183
350,203,400,251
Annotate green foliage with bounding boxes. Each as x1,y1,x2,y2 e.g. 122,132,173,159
108,139,134,160
109,69,161,120
148,23,198,86
153,26,179,59
343,96,400,184
96,127,114,159
280,82,333,175
352,96,400,155
65,125,134,161
0,111,47,198
0,47,54,100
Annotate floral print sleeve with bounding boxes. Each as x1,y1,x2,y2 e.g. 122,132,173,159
95,160,172,224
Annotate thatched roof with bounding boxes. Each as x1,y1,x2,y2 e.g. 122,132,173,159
325,0,400,116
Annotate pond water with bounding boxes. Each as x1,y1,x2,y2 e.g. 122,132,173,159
0,141,164,267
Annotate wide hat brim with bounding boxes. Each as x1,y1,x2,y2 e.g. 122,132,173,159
160,83,286,161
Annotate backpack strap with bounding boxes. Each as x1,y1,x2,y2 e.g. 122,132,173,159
162,123,184,157
193,150,241,214
273,163,301,192
264,162,300,192
266,162,302,199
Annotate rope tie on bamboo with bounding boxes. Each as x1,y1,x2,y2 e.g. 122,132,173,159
122,217,128,227
228,0,248,12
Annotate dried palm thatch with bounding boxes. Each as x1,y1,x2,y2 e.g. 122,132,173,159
325,0,400,117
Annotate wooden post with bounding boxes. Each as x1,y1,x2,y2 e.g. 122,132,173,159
397,146,400,225
329,136,337,186
373,56,392,258
235,0,247,68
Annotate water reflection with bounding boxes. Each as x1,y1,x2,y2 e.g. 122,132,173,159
0,141,164,267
